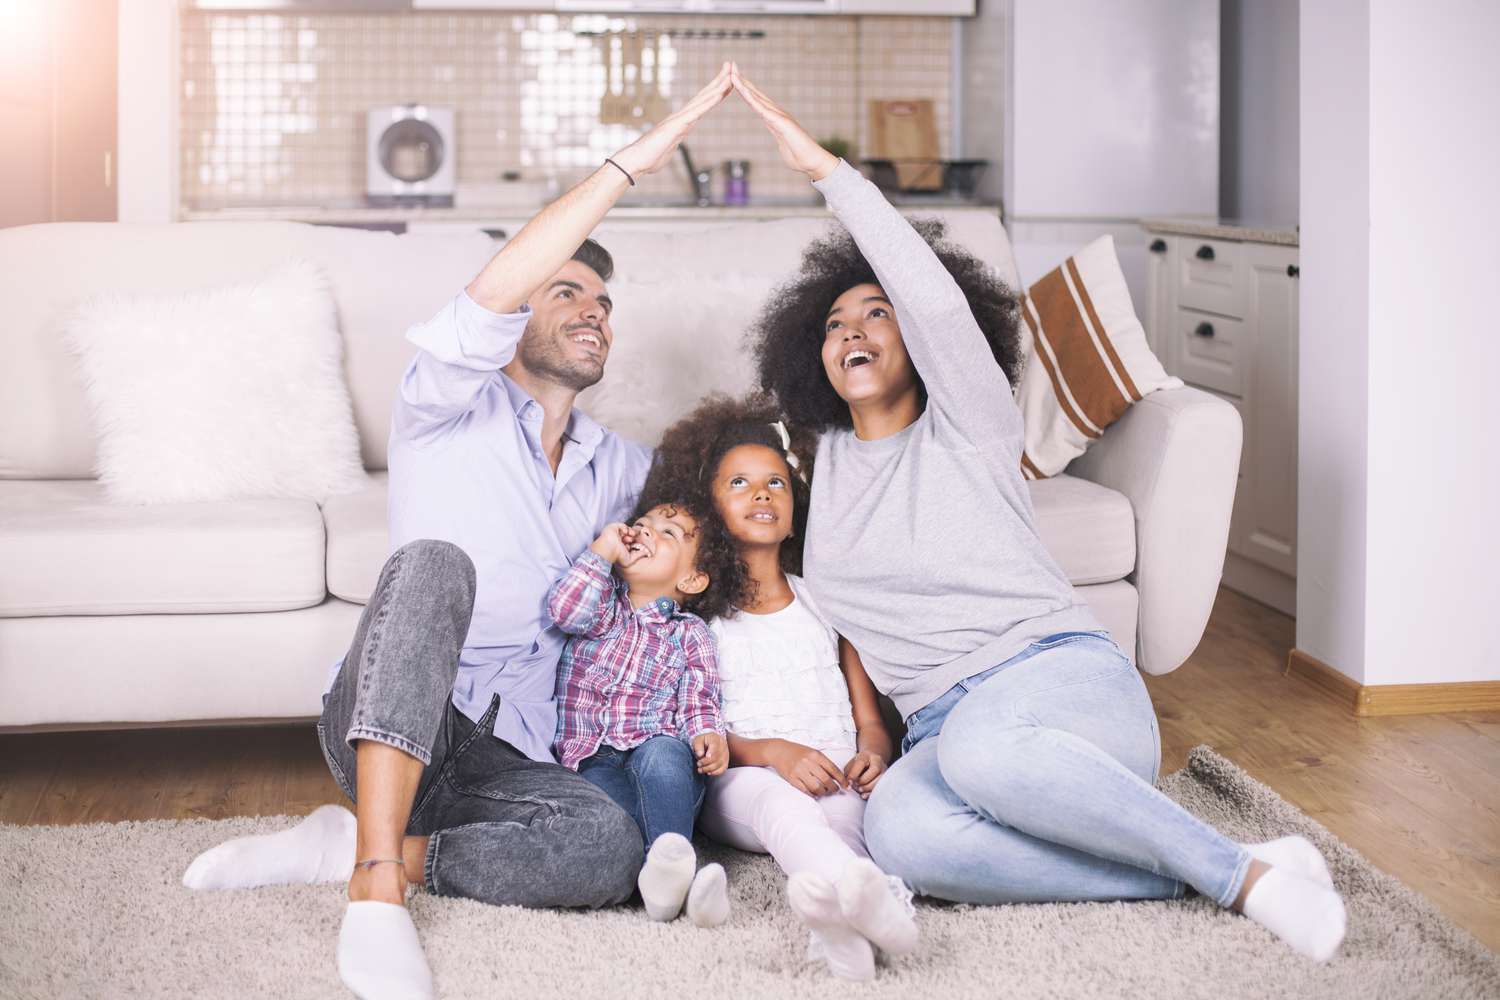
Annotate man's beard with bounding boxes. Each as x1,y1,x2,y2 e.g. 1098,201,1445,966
515,319,605,391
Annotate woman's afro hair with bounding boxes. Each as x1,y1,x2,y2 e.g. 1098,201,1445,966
631,391,816,621
752,218,1024,431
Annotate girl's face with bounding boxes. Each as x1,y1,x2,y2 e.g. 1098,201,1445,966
711,444,795,549
819,282,919,409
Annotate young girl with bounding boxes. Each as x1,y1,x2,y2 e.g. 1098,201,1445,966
648,393,918,982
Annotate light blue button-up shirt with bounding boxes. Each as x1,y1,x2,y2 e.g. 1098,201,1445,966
365,290,652,763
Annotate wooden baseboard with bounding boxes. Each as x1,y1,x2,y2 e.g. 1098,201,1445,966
1285,649,1500,716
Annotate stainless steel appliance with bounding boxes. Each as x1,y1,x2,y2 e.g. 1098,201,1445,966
366,105,455,207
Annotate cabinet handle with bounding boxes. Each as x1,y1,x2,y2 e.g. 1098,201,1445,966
1287,264,1299,278
480,227,508,240
1194,322,1215,338
1195,244,1215,261
1149,238,1167,253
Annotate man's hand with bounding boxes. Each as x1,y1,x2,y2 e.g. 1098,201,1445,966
730,64,839,182
843,751,887,799
768,740,848,798
589,522,643,567
693,731,729,776
610,63,734,179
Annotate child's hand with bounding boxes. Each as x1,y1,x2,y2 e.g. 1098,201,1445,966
693,732,729,775
843,751,887,799
769,740,848,798
589,522,643,567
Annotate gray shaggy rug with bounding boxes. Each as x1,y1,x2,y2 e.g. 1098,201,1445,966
1,747,1495,1000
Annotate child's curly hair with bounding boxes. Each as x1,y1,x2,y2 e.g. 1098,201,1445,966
632,392,816,621
752,219,1024,431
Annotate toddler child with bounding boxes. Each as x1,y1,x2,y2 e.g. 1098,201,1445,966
547,497,734,927
649,393,919,981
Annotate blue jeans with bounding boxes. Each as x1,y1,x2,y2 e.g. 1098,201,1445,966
578,735,705,847
864,632,1251,907
318,540,644,908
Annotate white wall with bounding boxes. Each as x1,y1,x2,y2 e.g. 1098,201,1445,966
1298,0,1370,683
1220,0,1298,223
117,0,177,223
1298,0,1500,685
1361,0,1500,685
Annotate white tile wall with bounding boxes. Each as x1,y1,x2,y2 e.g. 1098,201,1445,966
179,11,954,209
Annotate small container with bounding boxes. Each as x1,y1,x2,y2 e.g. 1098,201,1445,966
723,160,750,206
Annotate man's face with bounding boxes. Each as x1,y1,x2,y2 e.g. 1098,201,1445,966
514,259,615,391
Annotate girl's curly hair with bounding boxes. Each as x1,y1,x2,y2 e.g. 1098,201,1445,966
752,219,1024,431
631,392,815,621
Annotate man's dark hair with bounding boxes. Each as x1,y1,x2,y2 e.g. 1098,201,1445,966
571,238,614,283
752,219,1024,432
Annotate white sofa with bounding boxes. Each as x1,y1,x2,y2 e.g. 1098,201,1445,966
0,212,1241,730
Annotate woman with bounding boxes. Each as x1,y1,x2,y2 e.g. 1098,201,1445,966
732,65,1347,963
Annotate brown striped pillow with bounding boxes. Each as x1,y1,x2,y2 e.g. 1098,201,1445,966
1014,235,1181,479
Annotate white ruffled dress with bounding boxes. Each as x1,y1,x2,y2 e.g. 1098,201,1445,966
709,574,857,750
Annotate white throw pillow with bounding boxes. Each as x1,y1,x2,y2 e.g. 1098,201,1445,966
65,259,368,504
1015,235,1182,479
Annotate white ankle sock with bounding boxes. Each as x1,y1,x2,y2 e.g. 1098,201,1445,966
1242,836,1334,889
182,804,356,890
837,858,918,957
787,872,874,982
337,901,433,1000
1240,866,1347,963
637,832,697,922
685,862,731,928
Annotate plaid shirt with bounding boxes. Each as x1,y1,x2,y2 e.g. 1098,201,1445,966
549,550,724,771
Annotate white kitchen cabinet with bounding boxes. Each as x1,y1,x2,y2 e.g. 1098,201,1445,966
1144,222,1300,614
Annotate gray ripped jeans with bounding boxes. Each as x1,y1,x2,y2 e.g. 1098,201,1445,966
317,539,644,908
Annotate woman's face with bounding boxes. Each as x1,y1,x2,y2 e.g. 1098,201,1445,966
819,282,918,409
711,444,795,549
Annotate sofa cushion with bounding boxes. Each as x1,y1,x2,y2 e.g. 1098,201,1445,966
0,480,326,616
1027,473,1136,585
324,471,1134,606
323,472,389,605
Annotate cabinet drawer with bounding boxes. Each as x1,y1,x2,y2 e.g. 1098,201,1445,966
1178,237,1246,317
1173,308,1246,396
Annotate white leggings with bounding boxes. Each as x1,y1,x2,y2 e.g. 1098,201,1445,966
699,747,868,885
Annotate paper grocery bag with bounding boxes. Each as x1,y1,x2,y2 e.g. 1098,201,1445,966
868,99,941,191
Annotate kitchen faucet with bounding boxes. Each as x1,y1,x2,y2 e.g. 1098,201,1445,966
679,144,713,207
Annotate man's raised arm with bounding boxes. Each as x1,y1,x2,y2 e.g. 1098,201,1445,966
395,64,734,444
465,63,734,313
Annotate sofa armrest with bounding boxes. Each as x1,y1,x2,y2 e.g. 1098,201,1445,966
1065,386,1242,675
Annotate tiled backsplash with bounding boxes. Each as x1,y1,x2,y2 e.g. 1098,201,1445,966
179,12,954,210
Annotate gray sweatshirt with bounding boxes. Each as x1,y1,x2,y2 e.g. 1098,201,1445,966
803,161,1104,720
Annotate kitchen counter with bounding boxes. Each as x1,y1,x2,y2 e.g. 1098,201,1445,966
181,197,999,225
1141,215,1299,247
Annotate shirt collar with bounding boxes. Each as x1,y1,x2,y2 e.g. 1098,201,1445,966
498,371,606,453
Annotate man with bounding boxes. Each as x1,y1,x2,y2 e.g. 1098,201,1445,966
184,63,738,1000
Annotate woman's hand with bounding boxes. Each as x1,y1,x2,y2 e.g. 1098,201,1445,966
609,63,734,179
768,739,849,797
843,751,887,799
730,64,839,182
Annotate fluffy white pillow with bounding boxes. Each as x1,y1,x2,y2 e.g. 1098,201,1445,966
1015,235,1182,478
65,259,368,504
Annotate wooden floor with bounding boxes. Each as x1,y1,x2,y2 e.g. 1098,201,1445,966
2,588,1496,951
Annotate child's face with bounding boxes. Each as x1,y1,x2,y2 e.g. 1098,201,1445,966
619,504,707,599
711,444,795,549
